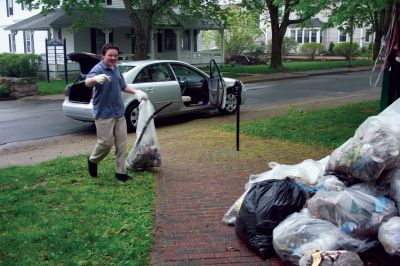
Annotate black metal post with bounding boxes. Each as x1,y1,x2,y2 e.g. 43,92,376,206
235,82,242,151
45,38,49,82
63,38,68,84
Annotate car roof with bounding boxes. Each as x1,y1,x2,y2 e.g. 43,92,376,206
119,59,190,67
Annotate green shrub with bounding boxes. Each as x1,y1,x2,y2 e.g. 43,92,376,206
0,53,42,77
266,37,297,57
328,42,335,55
247,44,267,58
0,84,10,96
300,43,324,60
333,42,360,60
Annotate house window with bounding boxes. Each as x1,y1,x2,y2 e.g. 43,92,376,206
6,0,13,16
339,30,347,42
182,30,190,50
106,0,112,5
311,29,317,43
297,29,302,43
304,29,310,43
164,29,176,51
364,28,371,43
24,31,32,53
290,29,296,39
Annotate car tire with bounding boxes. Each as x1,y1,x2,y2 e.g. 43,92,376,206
125,100,140,132
218,88,238,114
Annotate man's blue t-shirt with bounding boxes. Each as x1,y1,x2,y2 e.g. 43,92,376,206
87,61,127,119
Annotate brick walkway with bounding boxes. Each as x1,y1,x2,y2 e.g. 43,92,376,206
150,111,331,266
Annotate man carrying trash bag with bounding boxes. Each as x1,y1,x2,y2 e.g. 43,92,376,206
85,43,148,182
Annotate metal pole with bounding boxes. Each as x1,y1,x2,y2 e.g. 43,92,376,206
63,38,68,84
236,101,240,151
45,38,49,82
235,82,241,151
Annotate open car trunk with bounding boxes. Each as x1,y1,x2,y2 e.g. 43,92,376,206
67,52,101,103
68,81,93,103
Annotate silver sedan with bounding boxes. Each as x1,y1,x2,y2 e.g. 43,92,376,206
62,53,246,131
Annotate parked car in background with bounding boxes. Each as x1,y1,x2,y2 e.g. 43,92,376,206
62,52,246,131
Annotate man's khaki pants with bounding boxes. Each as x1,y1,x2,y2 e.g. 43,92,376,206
89,116,127,174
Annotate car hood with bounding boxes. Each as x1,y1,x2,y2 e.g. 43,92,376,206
68,52,101,74
222,77,239,87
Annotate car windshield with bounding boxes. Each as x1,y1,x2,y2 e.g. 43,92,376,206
119,65,136,74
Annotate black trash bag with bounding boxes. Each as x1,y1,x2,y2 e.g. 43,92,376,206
235,178,309,260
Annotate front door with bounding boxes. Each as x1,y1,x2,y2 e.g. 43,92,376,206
208,59,224,107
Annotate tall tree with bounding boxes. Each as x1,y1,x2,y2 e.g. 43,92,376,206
17,0,224,60
242,0,327,70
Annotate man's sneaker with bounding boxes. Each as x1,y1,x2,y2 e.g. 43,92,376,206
87,157,97,177
115,173,133,182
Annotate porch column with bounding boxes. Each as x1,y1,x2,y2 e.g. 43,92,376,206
11,31,17,53
30,30,35,53
150,29,155,59
190,29,194,52
260,28,268,44
174,29,181,61
49,27,58,40
316,29,320,43
220,29,225,64
101,28,111,43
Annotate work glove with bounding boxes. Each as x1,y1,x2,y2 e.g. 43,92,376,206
135,90,148,101
93,74,111,84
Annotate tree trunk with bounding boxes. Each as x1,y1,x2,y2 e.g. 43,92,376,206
348,17,354,67
267,2,284,70
270,29,284,70
133,16,152,60
373,28,383,61
122,0,154,60
372,10,385,60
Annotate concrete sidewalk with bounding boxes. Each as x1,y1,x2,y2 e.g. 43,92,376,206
237,66,372,84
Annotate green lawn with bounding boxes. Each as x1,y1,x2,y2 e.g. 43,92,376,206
220,100,380,149
37,80,67,95
0,155,156,265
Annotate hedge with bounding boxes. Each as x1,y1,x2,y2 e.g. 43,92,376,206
0,53,42,77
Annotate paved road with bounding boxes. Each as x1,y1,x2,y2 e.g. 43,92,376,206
0,98,95,146
243,71,378,109
0,71,379,146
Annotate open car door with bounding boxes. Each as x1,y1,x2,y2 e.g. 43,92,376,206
208,59,225,107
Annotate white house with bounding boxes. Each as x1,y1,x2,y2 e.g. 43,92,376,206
260,9,372,54
1,0,226,79
0,0,48,54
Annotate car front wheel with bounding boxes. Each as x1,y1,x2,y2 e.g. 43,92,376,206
218,89,238,114
125,100,140,132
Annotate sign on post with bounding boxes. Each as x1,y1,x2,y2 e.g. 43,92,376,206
45,38,68,84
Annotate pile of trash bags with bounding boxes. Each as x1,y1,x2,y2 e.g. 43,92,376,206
223,99,400,265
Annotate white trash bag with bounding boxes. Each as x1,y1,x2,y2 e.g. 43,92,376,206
378,216,400,256
126,100,161,170
273,211,376,265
